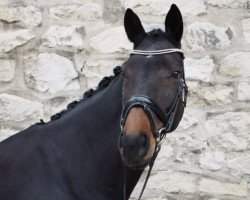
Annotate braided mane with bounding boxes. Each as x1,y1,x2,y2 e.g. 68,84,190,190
36,66,122,125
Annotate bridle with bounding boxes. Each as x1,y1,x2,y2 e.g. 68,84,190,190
120,48,188,200
121,48,188,148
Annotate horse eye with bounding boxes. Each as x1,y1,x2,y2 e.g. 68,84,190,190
172,70,181,79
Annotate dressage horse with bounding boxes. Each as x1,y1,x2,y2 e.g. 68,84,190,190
0,4,187,200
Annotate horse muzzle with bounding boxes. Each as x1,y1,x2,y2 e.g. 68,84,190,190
118,130,152,168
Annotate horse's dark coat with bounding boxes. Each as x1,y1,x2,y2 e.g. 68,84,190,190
0,4,185,200
0,73,142,200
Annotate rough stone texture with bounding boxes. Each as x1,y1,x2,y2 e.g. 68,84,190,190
238,82,250,101
219,52,250,80
199,151,225,171
24,53,80,94
0,127,19,141
0,59,15,82
176,113,199,131
49,3,102,23
42,26,85,51
185,56,214,82
121,0,207,16
0,6,42,27
192,84,234,106
227,154,250,175
82,59,122,88
175,134,207,153
90,26,132,54
205,112,250,151
0,29,35,53
0,93,43,123
242,18,250,43
186,22,232,52
199,178,247,197
207,0,247,9
102,0,123,23
0,1,249,199
147,170,198,194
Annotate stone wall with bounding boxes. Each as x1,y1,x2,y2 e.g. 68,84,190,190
0,0,250,199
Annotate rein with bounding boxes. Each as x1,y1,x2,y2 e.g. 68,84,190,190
121,48,188,200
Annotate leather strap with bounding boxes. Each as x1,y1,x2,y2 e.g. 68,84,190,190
120,78,187,135
121,48,187,200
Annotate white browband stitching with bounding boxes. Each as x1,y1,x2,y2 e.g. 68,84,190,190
130,48,183,55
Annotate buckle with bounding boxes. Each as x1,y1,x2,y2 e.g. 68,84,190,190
158,127,167,144
179,78,187,106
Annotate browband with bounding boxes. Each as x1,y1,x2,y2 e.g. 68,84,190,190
130,48,183,56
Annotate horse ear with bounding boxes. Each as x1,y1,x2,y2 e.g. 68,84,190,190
124,8,146,45
165,4,183,43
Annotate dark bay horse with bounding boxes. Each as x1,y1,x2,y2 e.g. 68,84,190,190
0,4,187,200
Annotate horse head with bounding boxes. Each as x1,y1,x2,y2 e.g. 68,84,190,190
118,4,188,169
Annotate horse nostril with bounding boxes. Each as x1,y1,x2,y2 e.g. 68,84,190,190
140,133,149,149
118,132,150,157
137,133,149,158
142,133,148,148
118,131,125,149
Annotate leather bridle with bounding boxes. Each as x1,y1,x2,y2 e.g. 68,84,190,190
120,48,188,200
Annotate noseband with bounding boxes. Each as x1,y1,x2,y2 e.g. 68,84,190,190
120,48,188,200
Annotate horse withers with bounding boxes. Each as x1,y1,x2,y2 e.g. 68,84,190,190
0,4,187,200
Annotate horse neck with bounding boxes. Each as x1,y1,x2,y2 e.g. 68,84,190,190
53,75,143,199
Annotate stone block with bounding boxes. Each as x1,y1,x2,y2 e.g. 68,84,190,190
24,53,80,94
102,0,123,23
121,0,206,16
147,170,198,194
157,145,174,160
207,0,247,8
219,52,250,80
0,6,41,27
199,178,247,197
0,0,88,7
0,93,43,123
90,26,132,54
49,3,102,23
0,29,35,53
194,84,234,106
176,113,199,131
216,132,248,152
82,59,122,89
42,26,85,51
185,56,214,82
238,82,250,101
199,151,225,171
0,127,19,142
173,134,207,154
227,154,250,175
242,18,250,43
205,112,250,151
0,59,15,82
186,22,232,52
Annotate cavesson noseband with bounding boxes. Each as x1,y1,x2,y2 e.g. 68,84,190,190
121,48,188,200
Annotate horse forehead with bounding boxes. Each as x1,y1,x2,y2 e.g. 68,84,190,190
134,54,175,67
146,55,153,59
